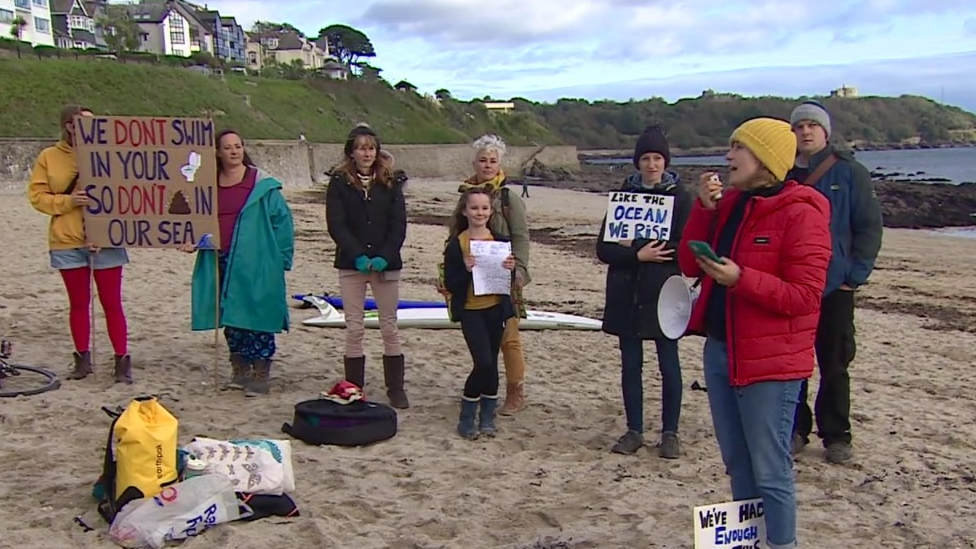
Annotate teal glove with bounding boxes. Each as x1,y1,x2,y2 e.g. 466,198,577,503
370,257,388,272
355,255,372,274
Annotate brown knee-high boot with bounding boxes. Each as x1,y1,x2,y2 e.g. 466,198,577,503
383,355,409,409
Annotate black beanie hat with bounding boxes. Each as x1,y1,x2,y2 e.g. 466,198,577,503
632,124,671,168
344,123,380,157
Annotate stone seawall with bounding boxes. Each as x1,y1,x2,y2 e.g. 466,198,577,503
0,138,580,191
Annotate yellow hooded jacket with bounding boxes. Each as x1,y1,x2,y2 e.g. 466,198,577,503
27,140,87,250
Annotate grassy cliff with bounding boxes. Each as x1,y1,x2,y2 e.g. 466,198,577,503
0,57,559,145
2,56,974,151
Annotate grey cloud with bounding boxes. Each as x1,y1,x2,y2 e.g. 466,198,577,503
965,18,976,37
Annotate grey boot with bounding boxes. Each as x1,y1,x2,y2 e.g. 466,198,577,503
478,395,499,437
113,354,133,385
457,398,480,440
223,353,251,391
245,358,271,397
383,355,409,409
343,356,366,389
67,351,92,380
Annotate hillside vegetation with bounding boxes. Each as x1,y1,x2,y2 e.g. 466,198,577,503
0,57,558,144
518,93,976,150
2,57,975,151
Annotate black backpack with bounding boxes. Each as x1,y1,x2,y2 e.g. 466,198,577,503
282,399,397,447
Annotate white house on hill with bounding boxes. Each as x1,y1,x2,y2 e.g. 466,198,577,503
0,0,56,47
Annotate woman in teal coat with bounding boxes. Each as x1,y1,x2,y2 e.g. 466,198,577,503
183,130,295,396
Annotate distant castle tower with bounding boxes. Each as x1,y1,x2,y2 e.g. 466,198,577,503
830,85,859,98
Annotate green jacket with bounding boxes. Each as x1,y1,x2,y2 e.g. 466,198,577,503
487,184,531,285
190,170,295,333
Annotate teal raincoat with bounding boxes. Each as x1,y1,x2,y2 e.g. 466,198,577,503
190,169,295,333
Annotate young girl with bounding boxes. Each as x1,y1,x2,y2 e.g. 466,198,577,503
184,129,295,397
326,123,409,409
27,105,133,383
442,188,517,439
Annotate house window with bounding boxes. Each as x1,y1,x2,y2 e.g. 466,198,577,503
32,0,45,6
70,15,93,31
0,9,13,23
173,49,184,56
14,0,29,9
170,27,186,45
34,16,50,33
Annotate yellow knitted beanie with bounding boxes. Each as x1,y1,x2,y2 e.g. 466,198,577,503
729,118,797,181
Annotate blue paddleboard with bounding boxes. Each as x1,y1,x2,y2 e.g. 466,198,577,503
293,294,446,310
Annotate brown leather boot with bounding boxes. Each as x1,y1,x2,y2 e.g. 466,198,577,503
67,351,92,380
223,353,251,391
113,354,133,385
383,355,409,409
499,382,526,416
245,358,271,397
343,356,366,389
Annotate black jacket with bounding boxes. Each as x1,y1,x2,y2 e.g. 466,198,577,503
325,171,407,271
443,230,516,322
595,173,692,340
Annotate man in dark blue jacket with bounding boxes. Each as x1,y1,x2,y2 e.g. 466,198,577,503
787,100,884,464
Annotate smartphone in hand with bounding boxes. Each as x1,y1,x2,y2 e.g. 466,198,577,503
688,240,726,264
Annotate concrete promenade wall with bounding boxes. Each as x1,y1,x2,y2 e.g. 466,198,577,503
0,138,580,190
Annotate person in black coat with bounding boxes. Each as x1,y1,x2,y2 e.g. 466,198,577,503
325,123,410,409
596,124,692,458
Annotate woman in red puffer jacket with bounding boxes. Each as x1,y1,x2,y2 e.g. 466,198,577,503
678,117,831,549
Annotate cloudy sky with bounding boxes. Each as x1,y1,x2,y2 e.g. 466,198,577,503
189,0,976,112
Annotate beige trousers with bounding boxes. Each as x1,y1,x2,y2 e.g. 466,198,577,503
338,269,402,357
501,317,526,384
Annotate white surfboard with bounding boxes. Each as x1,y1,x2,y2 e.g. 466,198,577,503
300,296,602,331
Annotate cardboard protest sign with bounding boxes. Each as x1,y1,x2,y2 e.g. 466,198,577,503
693,498,767,549
73,115,219,249
602,191,675,242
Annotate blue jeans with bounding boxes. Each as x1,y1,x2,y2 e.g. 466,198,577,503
703,337,801,549
619,337,682,434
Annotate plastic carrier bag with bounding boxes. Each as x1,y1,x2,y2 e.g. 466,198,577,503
108,474,250,549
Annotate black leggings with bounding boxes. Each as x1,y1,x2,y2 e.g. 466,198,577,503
460,304,507,399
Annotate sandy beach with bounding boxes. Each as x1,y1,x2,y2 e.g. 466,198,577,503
0,178,974,549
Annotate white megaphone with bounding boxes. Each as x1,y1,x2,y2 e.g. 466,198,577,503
657,275,702,340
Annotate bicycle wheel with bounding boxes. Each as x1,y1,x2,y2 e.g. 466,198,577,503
0,364,61,398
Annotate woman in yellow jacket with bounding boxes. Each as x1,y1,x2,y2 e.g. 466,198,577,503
27,105,133,383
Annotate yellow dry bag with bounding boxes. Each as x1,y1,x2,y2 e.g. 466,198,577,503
112,397,179,502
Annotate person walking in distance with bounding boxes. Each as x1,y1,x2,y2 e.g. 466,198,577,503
27,105,134,383
788,100,884,463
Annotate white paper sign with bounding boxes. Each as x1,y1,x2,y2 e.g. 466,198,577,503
470,240,512,296
693,498,767,549
602,191,675,242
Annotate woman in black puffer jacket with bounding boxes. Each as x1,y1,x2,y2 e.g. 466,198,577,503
596,124,692,459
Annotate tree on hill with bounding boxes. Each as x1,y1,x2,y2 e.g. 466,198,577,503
317,24,375,72
9,16,26,58
97,6,140,54
251,21,306,38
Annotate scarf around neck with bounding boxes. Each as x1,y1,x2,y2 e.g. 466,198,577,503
457,170,507,193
